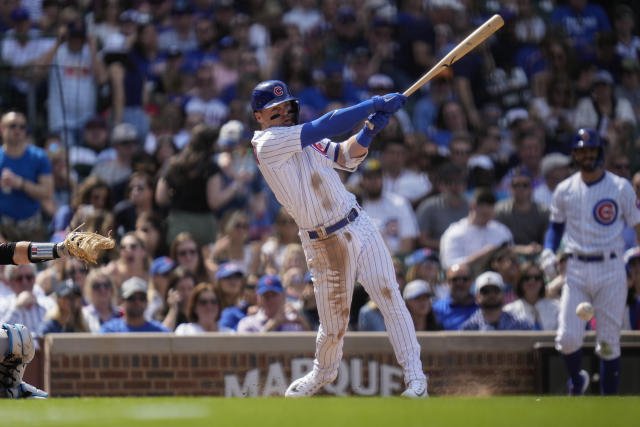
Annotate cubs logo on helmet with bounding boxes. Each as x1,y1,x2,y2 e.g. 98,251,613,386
572,128,605,168
593,198,618,225
274,86,284,96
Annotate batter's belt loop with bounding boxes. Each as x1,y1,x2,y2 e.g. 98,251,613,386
308,208,359,240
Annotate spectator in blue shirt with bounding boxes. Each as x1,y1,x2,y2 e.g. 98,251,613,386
100,277,169,333
432,263,478,330
461,271,534,331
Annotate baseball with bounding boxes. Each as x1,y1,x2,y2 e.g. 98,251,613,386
576,302,595,321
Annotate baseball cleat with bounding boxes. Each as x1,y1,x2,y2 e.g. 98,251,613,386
284,372,335,398
401,379,428,398
3,381,48,399
568,369,590,396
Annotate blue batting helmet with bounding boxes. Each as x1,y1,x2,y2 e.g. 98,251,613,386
572,128,604,168
250,80,298,111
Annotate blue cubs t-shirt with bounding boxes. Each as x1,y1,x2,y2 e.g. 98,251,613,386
0,145,52,219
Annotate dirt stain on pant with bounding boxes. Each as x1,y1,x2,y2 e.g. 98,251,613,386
314,233,349,336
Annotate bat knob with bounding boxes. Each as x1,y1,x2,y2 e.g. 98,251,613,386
365,120,374,130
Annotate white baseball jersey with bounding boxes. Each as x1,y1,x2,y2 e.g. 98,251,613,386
551,171,640,359
252,125,426,386
439,218,513,269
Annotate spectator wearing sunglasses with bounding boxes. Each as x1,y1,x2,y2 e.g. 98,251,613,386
82,269,120,332
495,168,549,254
99,277,169,333
461,271,534,331
0,264,47,334
432,263,478,330
504,262,560,330
175,283,233,335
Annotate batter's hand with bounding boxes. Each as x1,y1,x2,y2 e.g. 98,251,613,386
372,93,407,113
539,248,557,278
364,112,391,135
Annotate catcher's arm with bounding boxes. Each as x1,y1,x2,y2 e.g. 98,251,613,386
0,241,69,264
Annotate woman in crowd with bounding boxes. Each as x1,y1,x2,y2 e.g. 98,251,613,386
260,208,301,275
206,210,254,273
50,175,113,236
113,172,155,238
135,211,168,259
146,256,175,321
82,269,120,333
503,261,560,330
175,283,233,334
169,232,209,282
155,125,223,247
215,262,251,330
103,231,150,288
403,280,442,332
161,266,196,331
38,280,89,335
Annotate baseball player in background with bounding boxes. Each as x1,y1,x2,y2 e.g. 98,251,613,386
541,128,640,395
250,80,427,398
0,239,69,398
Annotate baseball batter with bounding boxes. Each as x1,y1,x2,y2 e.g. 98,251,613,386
0,239,70,398
541,128,640,395
250,80,427,398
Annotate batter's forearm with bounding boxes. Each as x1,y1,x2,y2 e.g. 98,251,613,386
300,100,375,145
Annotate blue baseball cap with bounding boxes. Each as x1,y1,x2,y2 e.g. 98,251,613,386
405,248,439,268
257,275,283,295
150,256,175,276
11,7,30,21
215,262,245,280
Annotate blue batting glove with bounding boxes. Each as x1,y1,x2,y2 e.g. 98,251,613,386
356,112,391,147
372,93,407,113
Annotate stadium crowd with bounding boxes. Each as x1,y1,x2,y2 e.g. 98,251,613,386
1,0,640,338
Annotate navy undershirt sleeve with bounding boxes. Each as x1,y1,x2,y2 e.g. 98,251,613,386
300,100,375,147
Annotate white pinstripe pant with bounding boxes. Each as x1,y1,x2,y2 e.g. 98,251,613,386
555,255,627,360
300,210,426,385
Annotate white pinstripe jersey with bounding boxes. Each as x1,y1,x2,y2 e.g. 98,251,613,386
252,125,357,229
550,171,640,253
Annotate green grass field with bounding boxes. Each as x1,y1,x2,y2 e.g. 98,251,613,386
4,396,640,427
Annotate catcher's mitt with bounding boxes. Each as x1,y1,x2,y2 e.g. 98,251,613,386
64,226,115,264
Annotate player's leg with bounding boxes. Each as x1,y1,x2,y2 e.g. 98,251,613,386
286,231,357,396
592,259,626,395
555,261,591,395
355,213,426,396
0,323,48,399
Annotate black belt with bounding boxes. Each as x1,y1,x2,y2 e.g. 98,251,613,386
568,252,617,262
308,208,359,240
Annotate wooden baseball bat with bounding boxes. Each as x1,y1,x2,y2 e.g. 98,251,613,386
366,14,504,129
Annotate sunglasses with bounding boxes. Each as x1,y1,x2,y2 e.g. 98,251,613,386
479,286,502,295
7,123,26,130
66,267,88,275
234,223,249,229
178,248,197,257
13,274,35,282
450,276,471,283
511,181,531,189
197,298,218,306
523,274,543,282
126,294,147,302
92,281,112,290
129,184,146,191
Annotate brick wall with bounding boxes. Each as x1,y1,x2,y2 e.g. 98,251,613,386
43,332,640,397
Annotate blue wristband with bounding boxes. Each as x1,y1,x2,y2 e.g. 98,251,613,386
356,128,373,148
